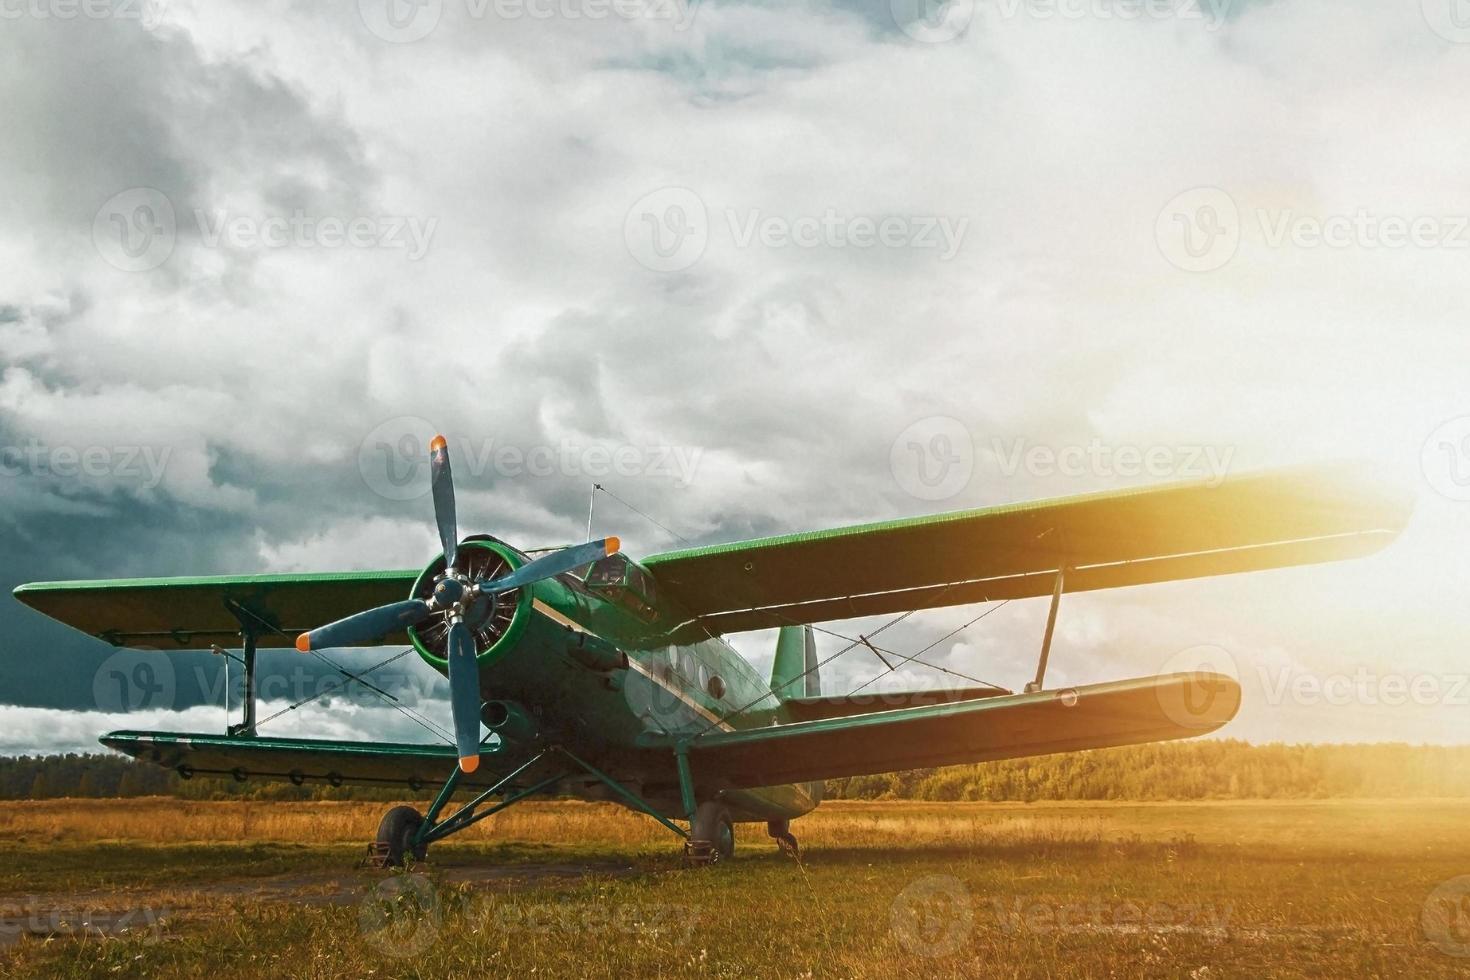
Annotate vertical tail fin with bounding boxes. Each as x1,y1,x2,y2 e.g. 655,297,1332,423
771,625,819,700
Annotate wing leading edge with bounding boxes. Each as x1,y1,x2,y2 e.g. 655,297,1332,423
644,463,1410,633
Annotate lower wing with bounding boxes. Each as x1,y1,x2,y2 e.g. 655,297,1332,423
680,672,1240,789
99,731,531,791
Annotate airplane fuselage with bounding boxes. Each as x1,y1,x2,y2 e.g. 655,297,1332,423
407,537,821,823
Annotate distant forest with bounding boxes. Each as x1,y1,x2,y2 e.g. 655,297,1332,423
3,740,1468,803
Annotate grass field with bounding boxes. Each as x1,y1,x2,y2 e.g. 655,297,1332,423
1,797,1467,978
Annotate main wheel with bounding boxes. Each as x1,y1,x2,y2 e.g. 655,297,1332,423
376,805,428,867
690,801,735,864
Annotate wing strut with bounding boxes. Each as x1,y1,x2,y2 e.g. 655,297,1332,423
1024,566,1068,694
221,598,269,737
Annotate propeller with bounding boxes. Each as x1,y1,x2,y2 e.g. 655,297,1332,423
472,536,619,598
294,599,434,653
445,618,481,770
429,434,458,571
293,433,622,773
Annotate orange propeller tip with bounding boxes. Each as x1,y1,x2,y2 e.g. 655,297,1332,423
606,536,620,554
294,633,311,654
429,434,447,453
458,756,479,774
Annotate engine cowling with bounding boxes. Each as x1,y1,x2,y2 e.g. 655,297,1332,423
408,539,533,670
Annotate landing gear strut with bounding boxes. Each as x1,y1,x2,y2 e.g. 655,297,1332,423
767,818,800,857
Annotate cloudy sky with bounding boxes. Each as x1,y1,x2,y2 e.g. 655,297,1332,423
1,0,1467,755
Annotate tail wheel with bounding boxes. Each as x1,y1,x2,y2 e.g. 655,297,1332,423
767,819,800,857
376,805,428,867
690,801,735,864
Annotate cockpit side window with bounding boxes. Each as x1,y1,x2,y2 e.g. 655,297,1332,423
584,554,659,621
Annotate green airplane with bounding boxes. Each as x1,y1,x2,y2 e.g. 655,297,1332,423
12,438,1408,865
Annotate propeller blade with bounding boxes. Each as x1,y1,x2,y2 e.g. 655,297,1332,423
476,537,621,595
446,618,483,773
429,434,458,571
295,599,433,653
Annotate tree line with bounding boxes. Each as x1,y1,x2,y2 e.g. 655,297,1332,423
3,740,1467,803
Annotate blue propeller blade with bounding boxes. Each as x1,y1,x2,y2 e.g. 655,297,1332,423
429,434,458,571
476,537,621,595
295,598,432,652
446,618,483,772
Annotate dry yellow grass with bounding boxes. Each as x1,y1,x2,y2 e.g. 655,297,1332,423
7,796,1461,855
0,797,1108,849
4,798,1469,978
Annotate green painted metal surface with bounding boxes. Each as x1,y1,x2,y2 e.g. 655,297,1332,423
679,673,1242,788
14,570,419,649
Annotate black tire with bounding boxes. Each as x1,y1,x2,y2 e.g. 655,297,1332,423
376,806,427,867
691,801,735,863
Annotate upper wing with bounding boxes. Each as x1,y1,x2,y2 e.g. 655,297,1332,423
682,672,1240,788
644,463,1410,633
12,570,420,649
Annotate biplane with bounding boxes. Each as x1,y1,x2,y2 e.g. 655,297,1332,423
11,438,1409,865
